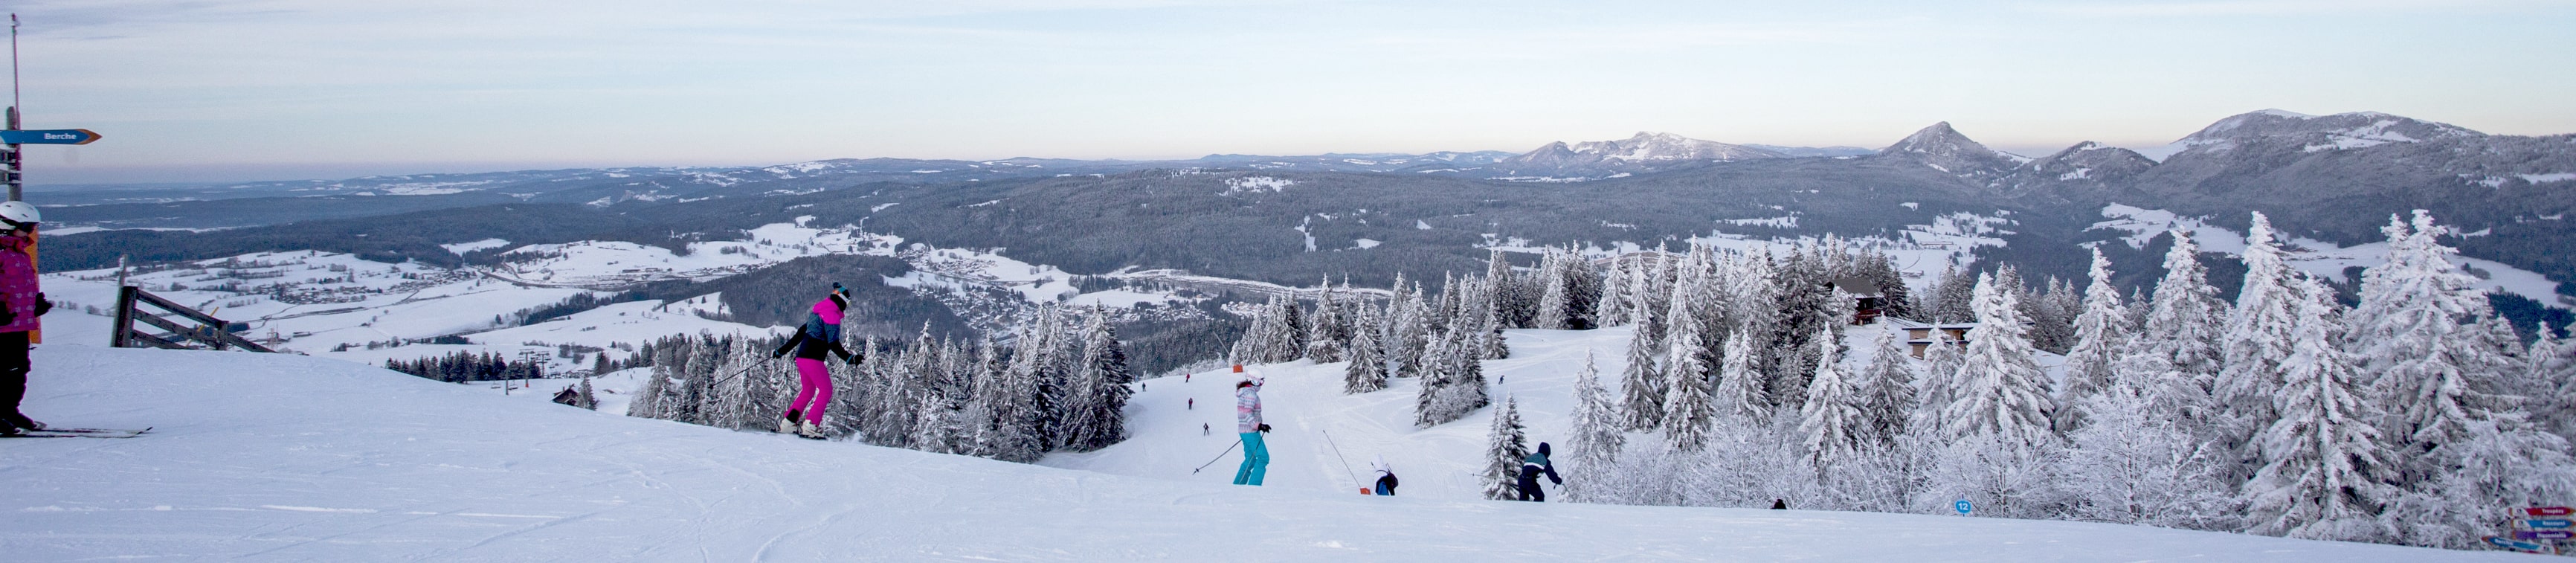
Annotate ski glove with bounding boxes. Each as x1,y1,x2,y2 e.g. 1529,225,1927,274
1257,423,1272,434
33,293,48,317
0,303,13,326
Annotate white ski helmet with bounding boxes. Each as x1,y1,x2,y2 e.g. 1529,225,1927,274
0,201,36,229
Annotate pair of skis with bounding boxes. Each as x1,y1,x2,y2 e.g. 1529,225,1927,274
2,426,151,439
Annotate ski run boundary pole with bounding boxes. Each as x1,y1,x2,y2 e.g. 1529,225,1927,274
1191,440,1242,474
1320,429,1360,492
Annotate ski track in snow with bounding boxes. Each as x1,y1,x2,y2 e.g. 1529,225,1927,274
0,342,2520,561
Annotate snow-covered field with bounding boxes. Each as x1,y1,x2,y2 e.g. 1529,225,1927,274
2092,204,2563,303
1,342,2517,561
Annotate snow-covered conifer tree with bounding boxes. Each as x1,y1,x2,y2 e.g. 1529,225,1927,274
1595,256,1635,327
1618,321,1667,431
1060,310,1134,451
1342,306,1389,393
1941,274,2054,448
1855,325,1916,446
2218,212,2301,463
1800,326,1866,472
2242,276,2395,542
1535,251,1574,330
1714,329,1769,424
2055,248,2128,431
1661,312,1717,451
2135,231,2225,427
1564,351,1624,503
1306,280,1347,364
1481,396,1531,500
1914,326,1964,432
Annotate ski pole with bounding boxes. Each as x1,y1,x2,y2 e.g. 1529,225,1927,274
709,363,761,387
1191,440,1243,474
1320,429,1360,491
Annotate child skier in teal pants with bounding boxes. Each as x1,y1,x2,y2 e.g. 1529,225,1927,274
1234,376,1271,486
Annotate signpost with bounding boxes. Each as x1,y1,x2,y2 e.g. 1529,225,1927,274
0,128,99,144
1954,499,1973,515
2489,535,2554,554
2496,506,2576,554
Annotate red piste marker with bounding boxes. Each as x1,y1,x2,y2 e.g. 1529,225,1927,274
2525,506,2575,517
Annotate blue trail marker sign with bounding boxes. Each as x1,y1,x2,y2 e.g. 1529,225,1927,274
1,129,101,144
1954,500,1973,515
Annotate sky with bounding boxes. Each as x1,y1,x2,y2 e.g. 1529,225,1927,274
8,0,2576,184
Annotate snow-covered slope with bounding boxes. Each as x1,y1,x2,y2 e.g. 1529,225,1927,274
3,344,2511,561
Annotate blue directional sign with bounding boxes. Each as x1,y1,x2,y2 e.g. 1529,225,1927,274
0,129,102,145
2525,518,2575,530
2519,530,2575,541
1954,500,1973,515
2488,535,2554,553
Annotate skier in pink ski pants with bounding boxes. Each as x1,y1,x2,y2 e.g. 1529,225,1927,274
770,283,859,439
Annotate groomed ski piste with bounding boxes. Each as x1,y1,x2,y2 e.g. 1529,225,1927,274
0,332,2528,561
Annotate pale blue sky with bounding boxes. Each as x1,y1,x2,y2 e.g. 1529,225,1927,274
11,0,2576,184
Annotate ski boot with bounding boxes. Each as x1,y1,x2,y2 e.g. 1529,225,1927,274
779,410,801,434
797,419,825,440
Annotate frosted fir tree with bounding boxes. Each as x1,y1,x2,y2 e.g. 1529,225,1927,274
1475,305,1512,360
1060,311,1134,451
1481,396,1532,501
1563,350,1626,504
2351,212,2526,485
1799,326,1867,472
1305,280,1347,364
2528,325,2576,444
1414,332,1460,428
1661,314,1718,452
1925,264,1977,323
2054,248,2129,431
576,375,599,411
1635,248,1674,345
1913,326,1965,433
1941,274,2055,448
2135,231,2225,425
1617,321,1667,431
1713,329,1770,424
1594,256,1635,327
1442,327,1493,419
1342,307,1390,393
2217,212,2301,457
628,361,668,419
1854,325,1916,447
2242,277,2396,543
1393,285,1432,379
1534,251,1574,330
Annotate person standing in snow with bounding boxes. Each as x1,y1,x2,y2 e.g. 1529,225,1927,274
1516,442,1562,502
1233,374,1272,486
1370,455,1399,496
770,283,860,439
0,202,48,436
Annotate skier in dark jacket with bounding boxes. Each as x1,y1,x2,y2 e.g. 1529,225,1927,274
770,283,860,439
0,202,47,437
1370,454,1399,496
1516,442,1562,502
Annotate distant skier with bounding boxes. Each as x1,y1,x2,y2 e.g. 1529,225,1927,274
1233,374,1272,486
1516,442,1562,502
0,202,48,437
1370,454,1399,496
770,283,860,439
1770,498,1788,509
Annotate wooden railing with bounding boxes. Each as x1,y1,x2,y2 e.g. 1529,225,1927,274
109,286,273,353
